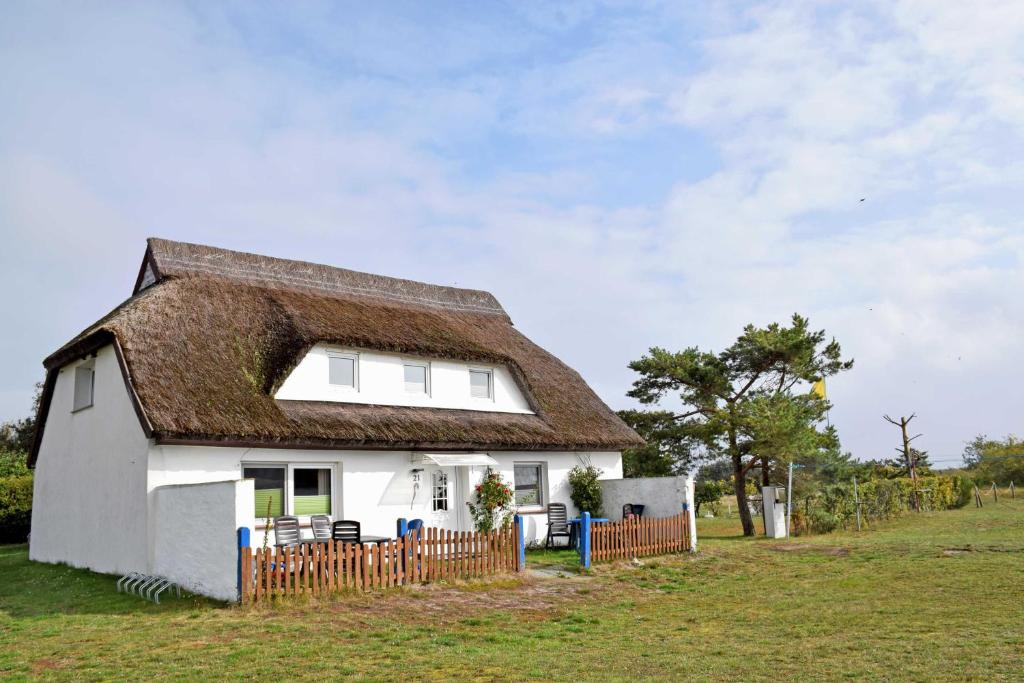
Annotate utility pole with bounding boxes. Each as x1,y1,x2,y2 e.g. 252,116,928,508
884,413,922,511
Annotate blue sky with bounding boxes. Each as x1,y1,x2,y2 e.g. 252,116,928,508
2,1,1023,464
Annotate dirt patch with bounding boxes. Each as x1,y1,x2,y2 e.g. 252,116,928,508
771,543,850,557
32,658,65,673
311,574,591,624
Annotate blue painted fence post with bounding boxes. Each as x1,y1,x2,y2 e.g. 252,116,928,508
397,518,408,538
580,511,591,569
514,514,525,572
237,526,251,602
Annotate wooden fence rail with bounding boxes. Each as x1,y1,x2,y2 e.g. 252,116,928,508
590,512,690,562
242,522,521,602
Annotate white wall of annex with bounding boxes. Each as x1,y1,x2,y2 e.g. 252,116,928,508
29,345,151,575
273,344,533,414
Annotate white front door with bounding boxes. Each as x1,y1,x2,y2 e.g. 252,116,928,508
424,466,460,531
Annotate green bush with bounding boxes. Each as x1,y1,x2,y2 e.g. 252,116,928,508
567,465,603,515
793,474,967,535
0,475,33,543
0,449,30,477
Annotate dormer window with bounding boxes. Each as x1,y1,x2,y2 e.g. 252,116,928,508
72,361,95,412
469,369,493,400
328,352,358,390
404,362,429,395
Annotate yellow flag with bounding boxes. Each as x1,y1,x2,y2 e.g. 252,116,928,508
812,378,827,400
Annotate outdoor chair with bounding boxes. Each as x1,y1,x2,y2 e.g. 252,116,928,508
545,503,571,549
331,520,361,544
273,516,301,548
310,514,332,542
406,519,424,539
632,504,645,518
623,503,636,521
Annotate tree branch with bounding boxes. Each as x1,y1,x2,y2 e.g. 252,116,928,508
732,372,762,402
670,408,709,421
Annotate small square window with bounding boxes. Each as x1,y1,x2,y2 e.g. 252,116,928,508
244,466,285,519
72,363,94,412
293,467,332,516
404,363,429,394
514,463,545,507
469,369,492,400
328,353,357,389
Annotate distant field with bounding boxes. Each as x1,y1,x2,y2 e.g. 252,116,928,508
1,492,1022,681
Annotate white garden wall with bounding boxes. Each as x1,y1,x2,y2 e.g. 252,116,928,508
30,344,151,575
152,479,254,602
601,475,697,550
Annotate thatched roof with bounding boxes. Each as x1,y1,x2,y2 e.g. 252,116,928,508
30,239,641,464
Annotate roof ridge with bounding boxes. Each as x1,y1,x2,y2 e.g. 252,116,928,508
144,238,509,318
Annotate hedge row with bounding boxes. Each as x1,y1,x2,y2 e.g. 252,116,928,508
792,474,971,535
0,475,33,543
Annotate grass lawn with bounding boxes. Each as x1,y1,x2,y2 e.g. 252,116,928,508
2,493,1022,681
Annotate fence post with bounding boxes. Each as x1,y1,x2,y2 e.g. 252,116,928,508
514,514,525,572
991,482,998,503
853,477,862,531
1011,481,1015,499
579,511,591,569
237,526,251,603
397,518,408,538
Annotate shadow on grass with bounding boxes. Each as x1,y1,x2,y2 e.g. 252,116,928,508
0,544,223,618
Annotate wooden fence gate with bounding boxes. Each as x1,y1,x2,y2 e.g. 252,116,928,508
590,512,690,562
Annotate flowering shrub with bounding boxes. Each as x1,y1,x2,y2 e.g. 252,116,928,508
467,469,515,532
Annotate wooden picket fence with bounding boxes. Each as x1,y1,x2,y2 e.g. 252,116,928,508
242,524,521,602
590,512,690,562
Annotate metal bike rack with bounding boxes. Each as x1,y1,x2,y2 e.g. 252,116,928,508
116,572,183,604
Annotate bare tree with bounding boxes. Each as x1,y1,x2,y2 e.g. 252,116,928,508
883,413,923,511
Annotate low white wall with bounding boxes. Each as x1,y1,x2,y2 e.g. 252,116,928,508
152,479,255,602
601,476,697,550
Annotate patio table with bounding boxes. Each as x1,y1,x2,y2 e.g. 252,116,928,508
358,535,389,545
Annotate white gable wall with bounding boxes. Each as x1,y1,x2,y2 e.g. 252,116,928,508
274,344,534,413
29,344,151,575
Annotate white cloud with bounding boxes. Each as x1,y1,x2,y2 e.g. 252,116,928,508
1,1,1022,461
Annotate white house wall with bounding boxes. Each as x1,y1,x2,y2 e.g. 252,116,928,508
148,445,622,546
29,344,151,575
274,344,534,414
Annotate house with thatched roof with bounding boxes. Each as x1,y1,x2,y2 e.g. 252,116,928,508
28,238,642,584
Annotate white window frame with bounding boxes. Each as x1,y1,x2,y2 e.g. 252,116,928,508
327,350,359,391
513,461,547,511
431,469,449,512
468,368,494,401
71,361,95,413
243,462,339,526
403,360,431,396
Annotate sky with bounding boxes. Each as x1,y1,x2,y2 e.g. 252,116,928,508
1,1,1022,466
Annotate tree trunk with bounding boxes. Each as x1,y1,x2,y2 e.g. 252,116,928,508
733,452,755,536
761,457,770,487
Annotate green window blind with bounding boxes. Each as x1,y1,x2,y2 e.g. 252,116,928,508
293,495,331,516
254,488,284,518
